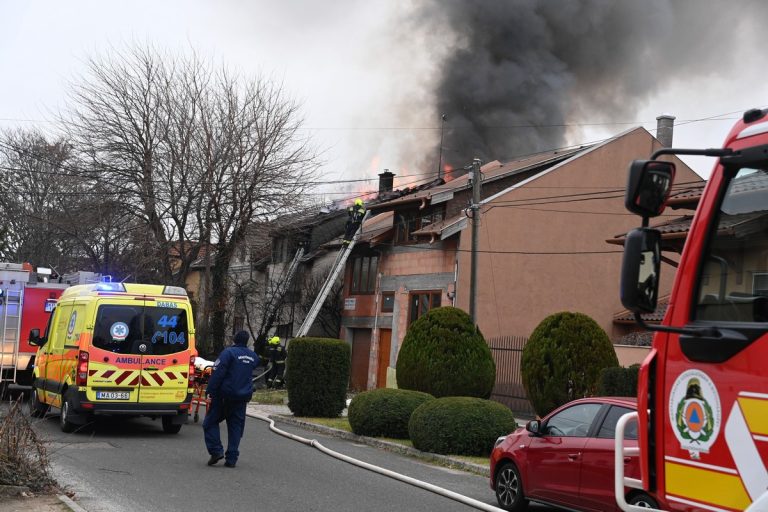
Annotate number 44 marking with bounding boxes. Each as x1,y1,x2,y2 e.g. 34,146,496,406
157,315,178,328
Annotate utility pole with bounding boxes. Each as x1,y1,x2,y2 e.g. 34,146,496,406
469,158,482,324
437,114,447,180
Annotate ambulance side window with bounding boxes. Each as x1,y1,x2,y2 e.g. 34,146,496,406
49,303,73,351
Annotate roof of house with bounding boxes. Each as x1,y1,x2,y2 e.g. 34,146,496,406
613,295,670,324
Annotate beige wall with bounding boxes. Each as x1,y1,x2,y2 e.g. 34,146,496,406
455,128,702,342
614,344,651,367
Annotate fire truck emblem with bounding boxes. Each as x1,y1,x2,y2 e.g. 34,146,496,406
669,369,721,456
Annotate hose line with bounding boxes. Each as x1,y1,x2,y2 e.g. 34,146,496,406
249,412,505,512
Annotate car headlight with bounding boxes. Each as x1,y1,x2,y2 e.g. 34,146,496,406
494,436,507,448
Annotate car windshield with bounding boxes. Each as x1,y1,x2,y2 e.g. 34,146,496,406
92,304,189,355
696,167,768,322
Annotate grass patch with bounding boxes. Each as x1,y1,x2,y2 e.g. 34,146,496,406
296,417,352,432
251,389,287,405
454,454,490,466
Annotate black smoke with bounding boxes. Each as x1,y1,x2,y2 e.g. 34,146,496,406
419,0,768,164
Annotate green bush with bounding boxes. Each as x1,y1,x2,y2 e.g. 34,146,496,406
348,388,435,438
599,365,640,397
396,307,495,398
522,311,619,417
408,397,516,456
286,337,350,417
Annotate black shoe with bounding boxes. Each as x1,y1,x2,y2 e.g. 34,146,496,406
224,461,236,468
207,454,224,466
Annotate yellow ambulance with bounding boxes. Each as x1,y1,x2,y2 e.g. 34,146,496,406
29,282,197,433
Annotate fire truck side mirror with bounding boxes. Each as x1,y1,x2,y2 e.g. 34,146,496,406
625,160,676,218
621,228,662,314
28,328,42,346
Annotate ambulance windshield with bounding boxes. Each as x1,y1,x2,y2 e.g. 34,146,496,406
92,305,189,355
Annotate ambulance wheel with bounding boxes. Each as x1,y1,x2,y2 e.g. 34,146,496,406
162,416,182,434
30,388,49,418
628,492,659,509
60,394,77,433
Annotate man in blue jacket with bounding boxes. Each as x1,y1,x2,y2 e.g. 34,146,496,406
203,330,259,468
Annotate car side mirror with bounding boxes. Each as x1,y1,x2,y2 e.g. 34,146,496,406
525,420,541,435
28,328,42,347
625,160,676,218
621,228,662,314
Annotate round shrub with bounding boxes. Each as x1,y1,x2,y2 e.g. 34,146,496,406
522,312,619,417
348,388,434,438
408,397,516,456
396,306,495,398
286,337,350,417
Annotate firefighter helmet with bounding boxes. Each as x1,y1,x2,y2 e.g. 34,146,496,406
268,336,281,345
354,198,364,207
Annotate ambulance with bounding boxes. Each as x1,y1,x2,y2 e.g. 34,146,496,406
616,108,768,511
30,281,197,434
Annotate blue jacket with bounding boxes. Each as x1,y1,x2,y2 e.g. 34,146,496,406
206,344,260,401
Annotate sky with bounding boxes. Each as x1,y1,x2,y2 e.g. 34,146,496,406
1,0,767,201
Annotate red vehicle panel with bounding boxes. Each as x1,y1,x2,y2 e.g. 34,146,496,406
19,286,64,355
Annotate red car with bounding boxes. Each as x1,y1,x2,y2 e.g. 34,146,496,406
490,397,660,511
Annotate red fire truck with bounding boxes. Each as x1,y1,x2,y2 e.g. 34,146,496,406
616,108,768,511
0,263,69,397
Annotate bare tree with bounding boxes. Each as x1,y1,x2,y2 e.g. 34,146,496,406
61,45,319,353
297,274,343,339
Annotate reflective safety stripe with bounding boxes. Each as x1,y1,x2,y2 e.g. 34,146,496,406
726,395,768,502
140,370,187,386
665,461,751,510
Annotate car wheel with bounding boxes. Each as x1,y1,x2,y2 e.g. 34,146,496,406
495,462,529,511
59,394,77,433
30,388,49,418
628,492,659,509
162,416,182,434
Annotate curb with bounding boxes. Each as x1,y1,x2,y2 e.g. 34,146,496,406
58,494,88,512
261,413,490,478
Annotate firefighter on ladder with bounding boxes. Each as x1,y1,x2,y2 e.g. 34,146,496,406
343,198,366,244
265,336,286,388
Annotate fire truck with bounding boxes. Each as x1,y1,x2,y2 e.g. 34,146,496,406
0,262,69,397
615,108,768,511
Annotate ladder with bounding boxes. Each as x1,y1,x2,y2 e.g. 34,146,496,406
0,289,23,385
295,212,370,338
263,245,306,327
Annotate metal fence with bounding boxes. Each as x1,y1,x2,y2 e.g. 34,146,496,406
489,336,535,416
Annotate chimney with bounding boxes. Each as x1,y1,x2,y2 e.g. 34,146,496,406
378,170,395,193
656,113,675,148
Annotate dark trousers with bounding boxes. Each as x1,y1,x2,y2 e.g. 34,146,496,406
203,398,247,464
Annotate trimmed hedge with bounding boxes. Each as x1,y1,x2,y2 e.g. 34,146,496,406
348,388,435,438
396,307,496,398
286,337,350,417
522,312,619,417
408,397,516,456
598,365,640,397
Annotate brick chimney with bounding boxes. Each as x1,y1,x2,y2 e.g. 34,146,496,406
378,170,395,193
656,113,675,148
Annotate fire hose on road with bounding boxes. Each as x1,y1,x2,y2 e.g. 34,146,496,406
249,411,505,512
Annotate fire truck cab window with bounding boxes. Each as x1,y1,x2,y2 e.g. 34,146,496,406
93,305,189,355
696,167,768,322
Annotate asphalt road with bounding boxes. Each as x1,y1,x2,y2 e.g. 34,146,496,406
28,409,541,512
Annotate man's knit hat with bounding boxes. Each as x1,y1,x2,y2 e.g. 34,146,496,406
233,330,250,346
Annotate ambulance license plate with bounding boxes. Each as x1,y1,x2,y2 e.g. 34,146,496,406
96,391,130,400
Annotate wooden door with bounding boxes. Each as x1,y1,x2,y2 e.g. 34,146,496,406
350,329,371,391
376,329,392,388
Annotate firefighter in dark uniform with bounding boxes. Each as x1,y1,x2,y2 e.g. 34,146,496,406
203,330,259,468
343,198,366,244
265,336,287,388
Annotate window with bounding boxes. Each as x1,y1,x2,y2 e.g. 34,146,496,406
395,207,445,245
597,406,637,440
695,167,768,322
350,255,378,294
408,291,441,325
544,403,602,437
276,323,292,339
92,305,189,355
232,316,244,335
381,292,395,312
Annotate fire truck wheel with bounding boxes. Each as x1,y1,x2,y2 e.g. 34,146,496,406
59,393,77,433
494,462,529,511
628,492,659,509
30,388,49,418
162,416,182,434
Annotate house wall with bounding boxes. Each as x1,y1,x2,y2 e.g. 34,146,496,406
341,239,458,389
455,129,702,344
